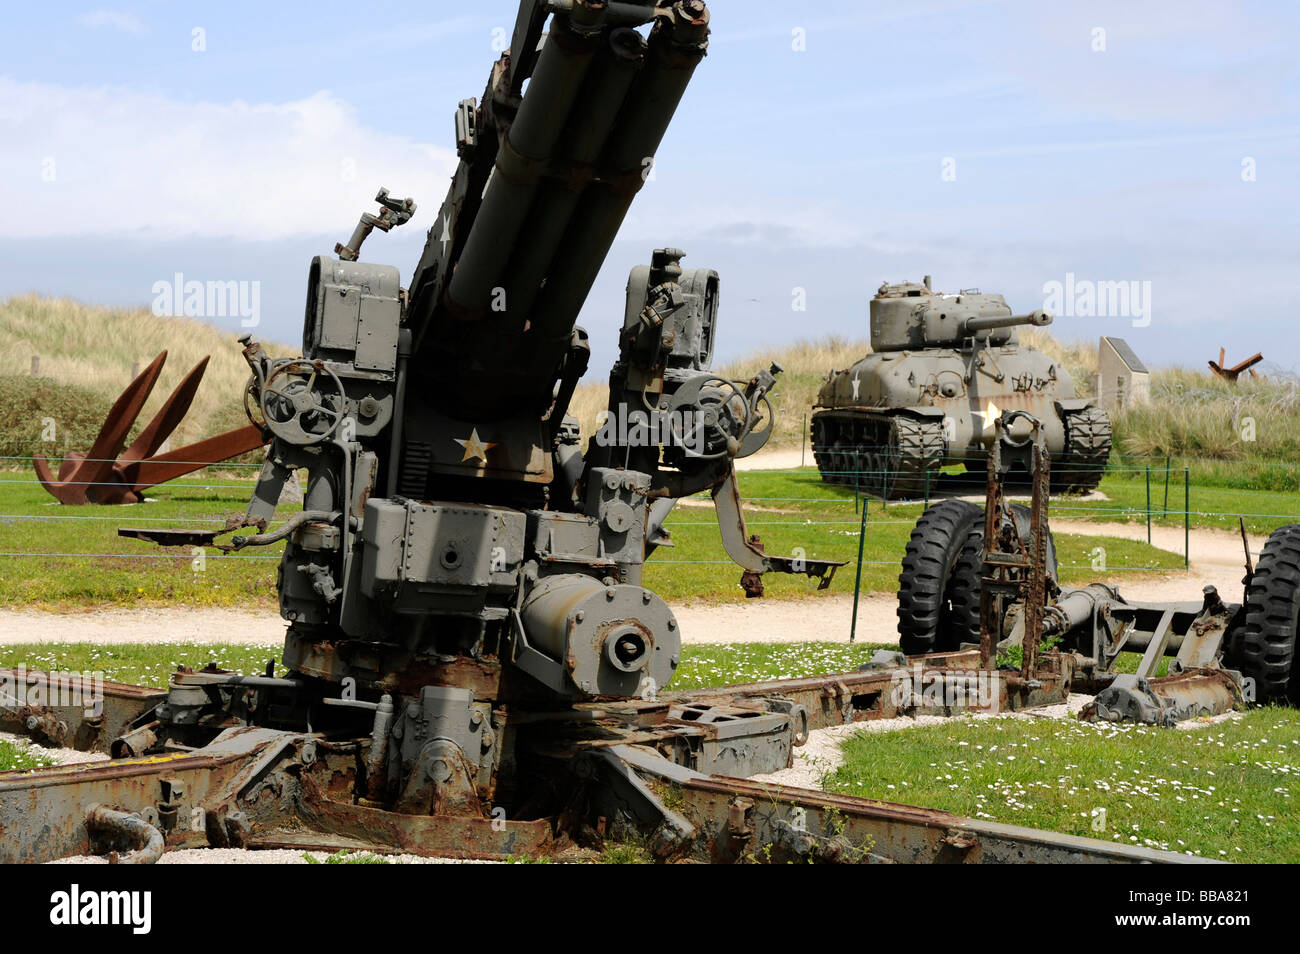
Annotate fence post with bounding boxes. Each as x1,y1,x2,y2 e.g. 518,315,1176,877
849,498,869,643
1184,467,1190,571
30,355,39,376
1145,466,1151,545
1162,455,1171,516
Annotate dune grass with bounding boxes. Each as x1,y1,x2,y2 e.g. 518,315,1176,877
6,293,1298,482
0,294,288,451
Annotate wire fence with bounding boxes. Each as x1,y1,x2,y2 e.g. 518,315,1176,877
1,448,1296,595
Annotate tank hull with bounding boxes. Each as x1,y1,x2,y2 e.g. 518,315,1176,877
813,345,1111,497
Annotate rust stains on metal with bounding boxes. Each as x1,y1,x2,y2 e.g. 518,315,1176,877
32,350,266,505
1208,347,1264,383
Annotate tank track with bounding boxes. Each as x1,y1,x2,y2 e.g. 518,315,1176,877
1052,405,1112,494
813,412,946,499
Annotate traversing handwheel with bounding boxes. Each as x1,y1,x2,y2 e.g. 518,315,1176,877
260,360,346,446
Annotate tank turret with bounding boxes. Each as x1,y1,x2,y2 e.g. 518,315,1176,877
812,277,1111,497
869,277,1053,352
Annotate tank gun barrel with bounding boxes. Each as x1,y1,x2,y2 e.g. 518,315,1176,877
962,309,1052,336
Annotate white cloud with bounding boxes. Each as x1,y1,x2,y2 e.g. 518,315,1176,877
75,9,147,35
0,79,458,240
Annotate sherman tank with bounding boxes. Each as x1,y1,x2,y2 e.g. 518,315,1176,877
812,276,1111,497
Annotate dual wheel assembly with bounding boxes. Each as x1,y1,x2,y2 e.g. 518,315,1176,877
896,501,1300,705
895,499,1053,656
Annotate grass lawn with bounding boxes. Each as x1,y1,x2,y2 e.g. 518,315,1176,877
0,739,52,772
0,472,281,610
0,641,285,688
826,708,1300,863
644,469,1188,603
1062,471,1300,537
1,465,1295,610
0,639,881,691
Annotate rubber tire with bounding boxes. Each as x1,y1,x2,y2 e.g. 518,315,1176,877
897,500,984,655
942,528,986,651
939,505,1059,652
1231,524,1300,705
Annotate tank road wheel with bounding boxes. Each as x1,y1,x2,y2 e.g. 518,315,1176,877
897,500,983,655
829,441,850,486
1053,405,1112,495
860,448,885,498
884,417,946,499
1230,524,1300,705
812,417,839,485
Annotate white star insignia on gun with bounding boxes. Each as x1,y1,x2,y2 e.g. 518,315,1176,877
455,428,497,464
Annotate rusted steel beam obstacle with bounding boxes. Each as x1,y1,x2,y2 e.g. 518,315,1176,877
1208,347,1264,383
32,350,266,505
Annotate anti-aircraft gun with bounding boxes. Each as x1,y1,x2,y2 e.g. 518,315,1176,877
813,277,1112,498
0,0,1224,866
118,0,840,831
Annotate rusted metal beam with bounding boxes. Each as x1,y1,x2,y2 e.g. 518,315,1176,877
1208,347,1263,383
607,745,1218,864
0,667,165,752
668,651,1075,730
32,350,267,505
0,713,1217,865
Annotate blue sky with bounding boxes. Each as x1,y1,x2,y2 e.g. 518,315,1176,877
1,0,1297,377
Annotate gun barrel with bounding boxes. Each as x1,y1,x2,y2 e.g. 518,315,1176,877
523,3,710,386
445,15,602,313
499,26,649,325
410,2,710,418
962,310,1052,335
